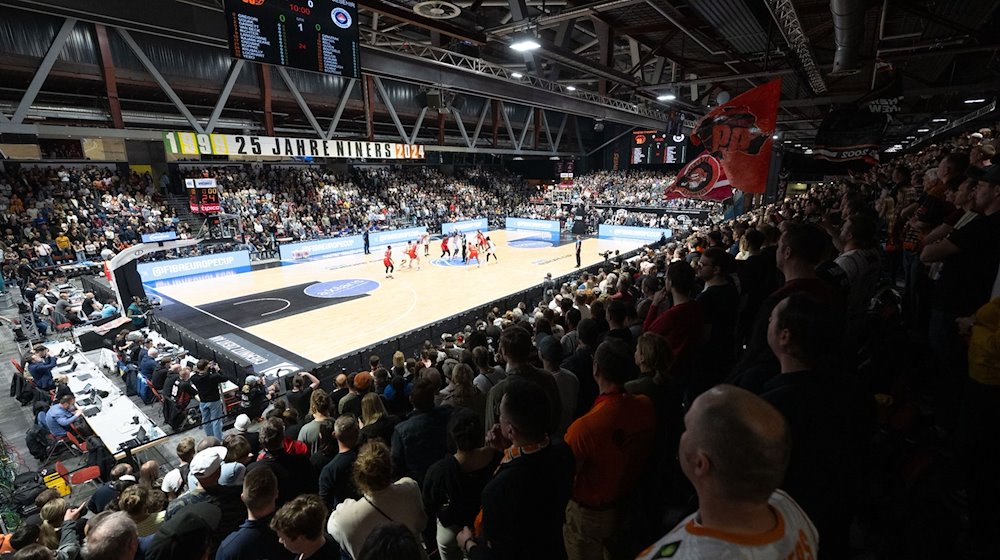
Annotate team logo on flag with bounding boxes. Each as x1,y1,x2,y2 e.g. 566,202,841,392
331,8,352,29
666,79,781,199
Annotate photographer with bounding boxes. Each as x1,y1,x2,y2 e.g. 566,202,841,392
126,296,146,328
191,359,231,439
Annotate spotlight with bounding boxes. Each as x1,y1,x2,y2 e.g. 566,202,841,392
931,118,947,122
511,72,523,79
510,37,541,52
964,98,987,104
917,128,930,133
566,86,576,91
657,93,676,101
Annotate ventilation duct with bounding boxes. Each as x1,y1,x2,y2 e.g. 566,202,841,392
830,0,865,76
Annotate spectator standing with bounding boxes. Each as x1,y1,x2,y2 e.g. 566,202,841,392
216,466,295,560
423,408,499,560
693,248,739,396
562,339,656,560
643,261,704,385
271,496,340,560
166,447,247,547
191,360,230,440
160,437,196,500
247,418,316,506
81,512,137,560
318,415,361,511
327,441,427,559
636,385,817,560
761,293,872,558
484,326,562,437
358,393,399,447
457,379,575,560
391,378,452,487
537,335,579,437
286,372,321,420
297,389,332,454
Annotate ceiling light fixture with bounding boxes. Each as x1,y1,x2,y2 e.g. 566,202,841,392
510,37,541,52
511,72,523,79
964,98,986,104
917,128,930,132
931,118,947,122
657,92,676,101
566,85,576,91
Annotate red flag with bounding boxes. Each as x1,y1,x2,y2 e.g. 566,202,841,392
664,152,733,201
686,79,781,194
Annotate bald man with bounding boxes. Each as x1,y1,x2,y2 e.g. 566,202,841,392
329,373,350,414
636,385,818,559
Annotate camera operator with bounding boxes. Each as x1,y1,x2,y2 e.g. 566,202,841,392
126,296,146,328
191,359,231,439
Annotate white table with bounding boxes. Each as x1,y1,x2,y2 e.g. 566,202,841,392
46,341,165,457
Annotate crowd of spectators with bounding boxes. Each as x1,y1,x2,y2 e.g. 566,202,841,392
0,166,181,281
190,166,528,255
7,122,1000,559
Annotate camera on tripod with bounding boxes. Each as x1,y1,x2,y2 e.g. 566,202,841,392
136,297,160,313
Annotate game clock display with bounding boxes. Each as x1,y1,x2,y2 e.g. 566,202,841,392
224,0,360,79
631,130,689,165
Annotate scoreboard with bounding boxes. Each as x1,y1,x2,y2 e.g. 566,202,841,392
630,130,689,166
224,0,360,79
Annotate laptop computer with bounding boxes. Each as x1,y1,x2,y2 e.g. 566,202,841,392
82,395,102,417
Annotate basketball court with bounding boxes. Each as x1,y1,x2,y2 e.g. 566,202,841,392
144,230,645,368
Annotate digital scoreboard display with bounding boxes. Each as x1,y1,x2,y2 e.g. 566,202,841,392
224,0,360,79
631,131,689,166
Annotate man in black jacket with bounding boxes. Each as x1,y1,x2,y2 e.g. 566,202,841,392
762,292,873,560
457,378,575,560
191,359,231,439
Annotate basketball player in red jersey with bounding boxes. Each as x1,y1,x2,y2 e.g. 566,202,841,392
407,241,420,270
467,240,480,267
440,235,450,259
383,246,394,278
476,229,487,250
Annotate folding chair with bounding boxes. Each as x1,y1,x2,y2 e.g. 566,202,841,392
65,431,89,453
54,460,102,492
43,434,79,464
144,376,164,404
10,358,24,375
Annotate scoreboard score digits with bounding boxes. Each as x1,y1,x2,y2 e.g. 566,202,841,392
224,0,360,78
631,131,689,166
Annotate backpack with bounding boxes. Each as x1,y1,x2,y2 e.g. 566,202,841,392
25,425,50,462
12,472,45,508
177,463,190,494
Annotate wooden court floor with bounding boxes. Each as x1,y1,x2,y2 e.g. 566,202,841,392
149,231,644,364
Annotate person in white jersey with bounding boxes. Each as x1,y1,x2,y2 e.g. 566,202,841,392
636,385,818,560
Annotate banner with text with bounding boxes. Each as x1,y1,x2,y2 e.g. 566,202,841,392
163,131,425,160
441,218,489,235
598,224,672,242
137,250,252,282
279,235,363,261
278,226,428,261
505,217,561,233
370,226,427,247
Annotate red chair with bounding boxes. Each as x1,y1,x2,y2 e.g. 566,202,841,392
44,434,80,464
54,460,102,491
65,431,88,453
144,377,164,404
10,359,24,375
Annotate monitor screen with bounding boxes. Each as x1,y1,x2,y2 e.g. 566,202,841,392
224,0,360,79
